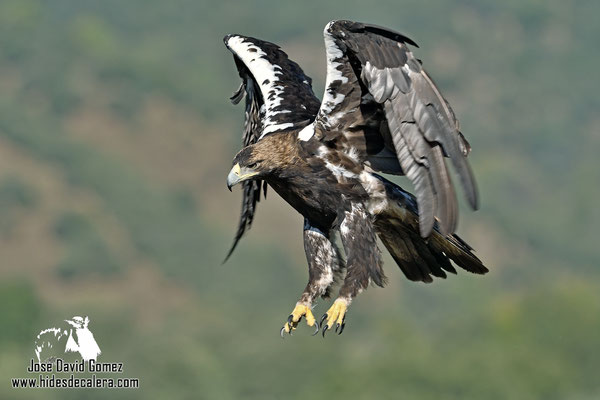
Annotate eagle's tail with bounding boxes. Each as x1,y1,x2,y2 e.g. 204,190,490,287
372,176,488,283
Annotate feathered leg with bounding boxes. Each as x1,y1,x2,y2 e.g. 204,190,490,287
281,219,343,337
321,203,385,336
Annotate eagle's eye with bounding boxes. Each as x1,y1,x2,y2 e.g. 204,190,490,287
247,161,259,169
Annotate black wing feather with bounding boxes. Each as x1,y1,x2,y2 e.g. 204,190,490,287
223,179,261,263
223,76,263,262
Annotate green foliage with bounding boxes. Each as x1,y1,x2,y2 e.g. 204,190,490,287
0,175,37,209
0,282,41,347
0,175,38,234
53,212,121,278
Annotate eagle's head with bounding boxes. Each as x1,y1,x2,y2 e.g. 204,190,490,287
227,146,263,190
227,137,295,190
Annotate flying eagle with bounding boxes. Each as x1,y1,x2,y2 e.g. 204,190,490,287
223,20,488,337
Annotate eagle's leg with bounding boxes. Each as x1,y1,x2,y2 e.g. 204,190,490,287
321,203,385,336
281,219,343,337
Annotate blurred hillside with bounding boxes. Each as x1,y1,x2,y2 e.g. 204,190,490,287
0,0,599,399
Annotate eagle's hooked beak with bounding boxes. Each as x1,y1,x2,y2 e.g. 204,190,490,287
227,163,259,191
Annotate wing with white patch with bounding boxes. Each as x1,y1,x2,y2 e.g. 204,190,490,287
224,34,321,140
223,34,321,261
314,20,478,238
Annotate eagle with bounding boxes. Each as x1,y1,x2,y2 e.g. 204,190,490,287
223,20,488,337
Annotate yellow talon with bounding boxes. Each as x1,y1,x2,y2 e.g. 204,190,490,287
323,298,348,334
282,322,295,333
305,311,316,327
280,303,317,337
289,303,315,325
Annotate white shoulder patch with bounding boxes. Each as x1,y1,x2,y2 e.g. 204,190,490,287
298,123,315,141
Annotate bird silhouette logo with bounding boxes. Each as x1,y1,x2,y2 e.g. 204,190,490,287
34,316,101,364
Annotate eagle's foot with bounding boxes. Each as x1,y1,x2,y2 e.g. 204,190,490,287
280,302,318,337
320,298,348,337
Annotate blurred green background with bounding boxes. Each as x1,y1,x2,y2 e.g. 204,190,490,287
0,0,599,398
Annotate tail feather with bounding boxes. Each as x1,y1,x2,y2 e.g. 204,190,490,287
431,233,488,275
431,249,457,275
379,228,432,282
372,174,487,282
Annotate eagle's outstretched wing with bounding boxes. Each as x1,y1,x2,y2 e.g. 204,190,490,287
313,20,478,238
223,35,321,261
